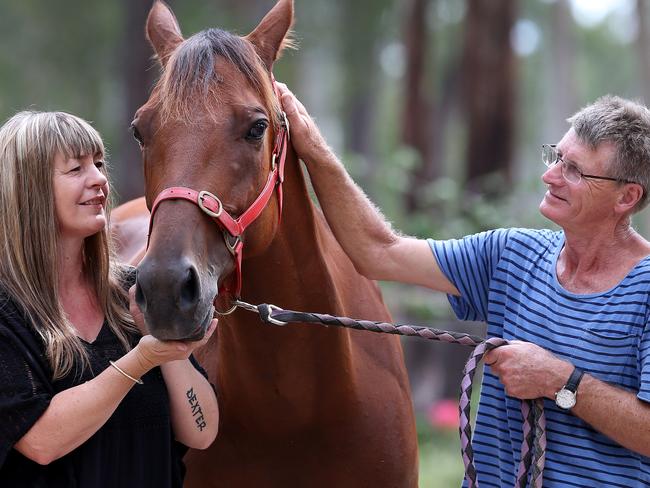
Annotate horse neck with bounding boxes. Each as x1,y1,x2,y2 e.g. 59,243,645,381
210,146,389,388
240,145,348,312
212,146,355,376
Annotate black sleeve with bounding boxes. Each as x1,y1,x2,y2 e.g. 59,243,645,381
0,324,52,466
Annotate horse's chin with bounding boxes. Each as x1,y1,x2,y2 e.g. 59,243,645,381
147,303,214,342
181,305,215,342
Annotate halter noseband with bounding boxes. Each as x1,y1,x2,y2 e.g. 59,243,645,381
146,83,290,314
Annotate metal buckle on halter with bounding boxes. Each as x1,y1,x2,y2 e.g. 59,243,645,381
271,153,277,171
198,190,223,218
281,111,290,140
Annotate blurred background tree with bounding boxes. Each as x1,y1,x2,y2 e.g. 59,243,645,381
0,0,646,485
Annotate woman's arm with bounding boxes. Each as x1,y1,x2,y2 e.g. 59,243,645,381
160,353,219,449
127,287,219,449
14,344,154,464
14,330,214,465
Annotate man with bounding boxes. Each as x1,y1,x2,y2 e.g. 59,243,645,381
277,86,650,487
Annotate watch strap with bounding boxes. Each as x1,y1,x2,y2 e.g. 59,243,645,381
564,367,585,393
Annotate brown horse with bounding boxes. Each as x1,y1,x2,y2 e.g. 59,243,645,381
113,0,418,486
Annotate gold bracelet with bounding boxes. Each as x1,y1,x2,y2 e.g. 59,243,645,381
108,360,144,385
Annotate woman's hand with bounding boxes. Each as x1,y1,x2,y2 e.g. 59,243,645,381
134,320,217,370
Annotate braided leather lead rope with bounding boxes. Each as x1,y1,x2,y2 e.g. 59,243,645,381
460,339,546,488
235,301,546,487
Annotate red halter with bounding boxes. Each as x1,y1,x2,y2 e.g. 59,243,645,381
146,83,289,312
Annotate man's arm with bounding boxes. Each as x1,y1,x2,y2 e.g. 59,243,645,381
278,84,458,295
485,342,650,457
572,374,650,457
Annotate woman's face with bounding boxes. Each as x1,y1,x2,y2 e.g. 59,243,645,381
53,151,109,242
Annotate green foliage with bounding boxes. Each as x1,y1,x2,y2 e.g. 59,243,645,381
1,0,647,213
417,366,484,487
363,145,553,242
418,424,464,488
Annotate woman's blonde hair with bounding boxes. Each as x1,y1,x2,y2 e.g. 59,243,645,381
0,111,137,379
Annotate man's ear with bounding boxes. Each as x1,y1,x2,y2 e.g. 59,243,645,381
616,183,644,213
146,0,184,67
245,0,294,71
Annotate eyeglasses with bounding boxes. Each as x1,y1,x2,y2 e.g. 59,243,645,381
541,144,633,185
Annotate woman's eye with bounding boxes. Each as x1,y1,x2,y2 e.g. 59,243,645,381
69,166,81,173
131,124,144,146
95,161,105,169
247,120,268,141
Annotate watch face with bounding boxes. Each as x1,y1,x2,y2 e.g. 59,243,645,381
555,388,576,410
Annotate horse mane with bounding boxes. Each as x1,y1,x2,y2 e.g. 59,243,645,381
152,28,282,127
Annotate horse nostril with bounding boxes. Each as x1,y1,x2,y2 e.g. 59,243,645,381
179,266,201,309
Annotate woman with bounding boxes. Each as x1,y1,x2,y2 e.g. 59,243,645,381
0,111,219,487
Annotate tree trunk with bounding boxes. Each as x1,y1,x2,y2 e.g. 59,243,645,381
338,0,390,180
635,0,650,236
547,0,577,140
116,0,157,202
637,0,650,105
461,0,517,193
402,0,434,213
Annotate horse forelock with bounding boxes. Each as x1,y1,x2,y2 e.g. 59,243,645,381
153,28,281,128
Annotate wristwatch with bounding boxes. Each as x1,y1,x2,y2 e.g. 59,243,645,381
555,367,585,410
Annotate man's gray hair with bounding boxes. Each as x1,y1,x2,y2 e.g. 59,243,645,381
568,95,650,212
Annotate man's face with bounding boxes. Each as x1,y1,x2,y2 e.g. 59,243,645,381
539,128,620,231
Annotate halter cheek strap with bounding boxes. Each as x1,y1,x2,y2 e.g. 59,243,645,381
146,83,289,309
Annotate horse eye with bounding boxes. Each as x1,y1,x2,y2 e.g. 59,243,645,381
130,124,144,146
246,120,268,141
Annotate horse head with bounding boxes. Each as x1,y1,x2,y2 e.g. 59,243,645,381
133,0,293,340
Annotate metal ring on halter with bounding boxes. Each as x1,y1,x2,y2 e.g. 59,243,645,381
271,153,277,171
223,233,241,255
215,302,238,315
198,190,223,218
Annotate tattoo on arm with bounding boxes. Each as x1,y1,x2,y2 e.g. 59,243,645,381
186,387,207,431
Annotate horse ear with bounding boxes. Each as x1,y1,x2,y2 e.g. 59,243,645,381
146,0,184,67
245,0,294,71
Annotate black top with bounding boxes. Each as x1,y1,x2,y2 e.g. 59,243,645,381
0,268,206,488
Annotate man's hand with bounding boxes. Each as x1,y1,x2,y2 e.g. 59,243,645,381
484,341,573,400
277,82,332,165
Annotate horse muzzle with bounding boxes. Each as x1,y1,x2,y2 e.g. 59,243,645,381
135,255,217,341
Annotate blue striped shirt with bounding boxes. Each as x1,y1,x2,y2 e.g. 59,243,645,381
430,228,650,487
